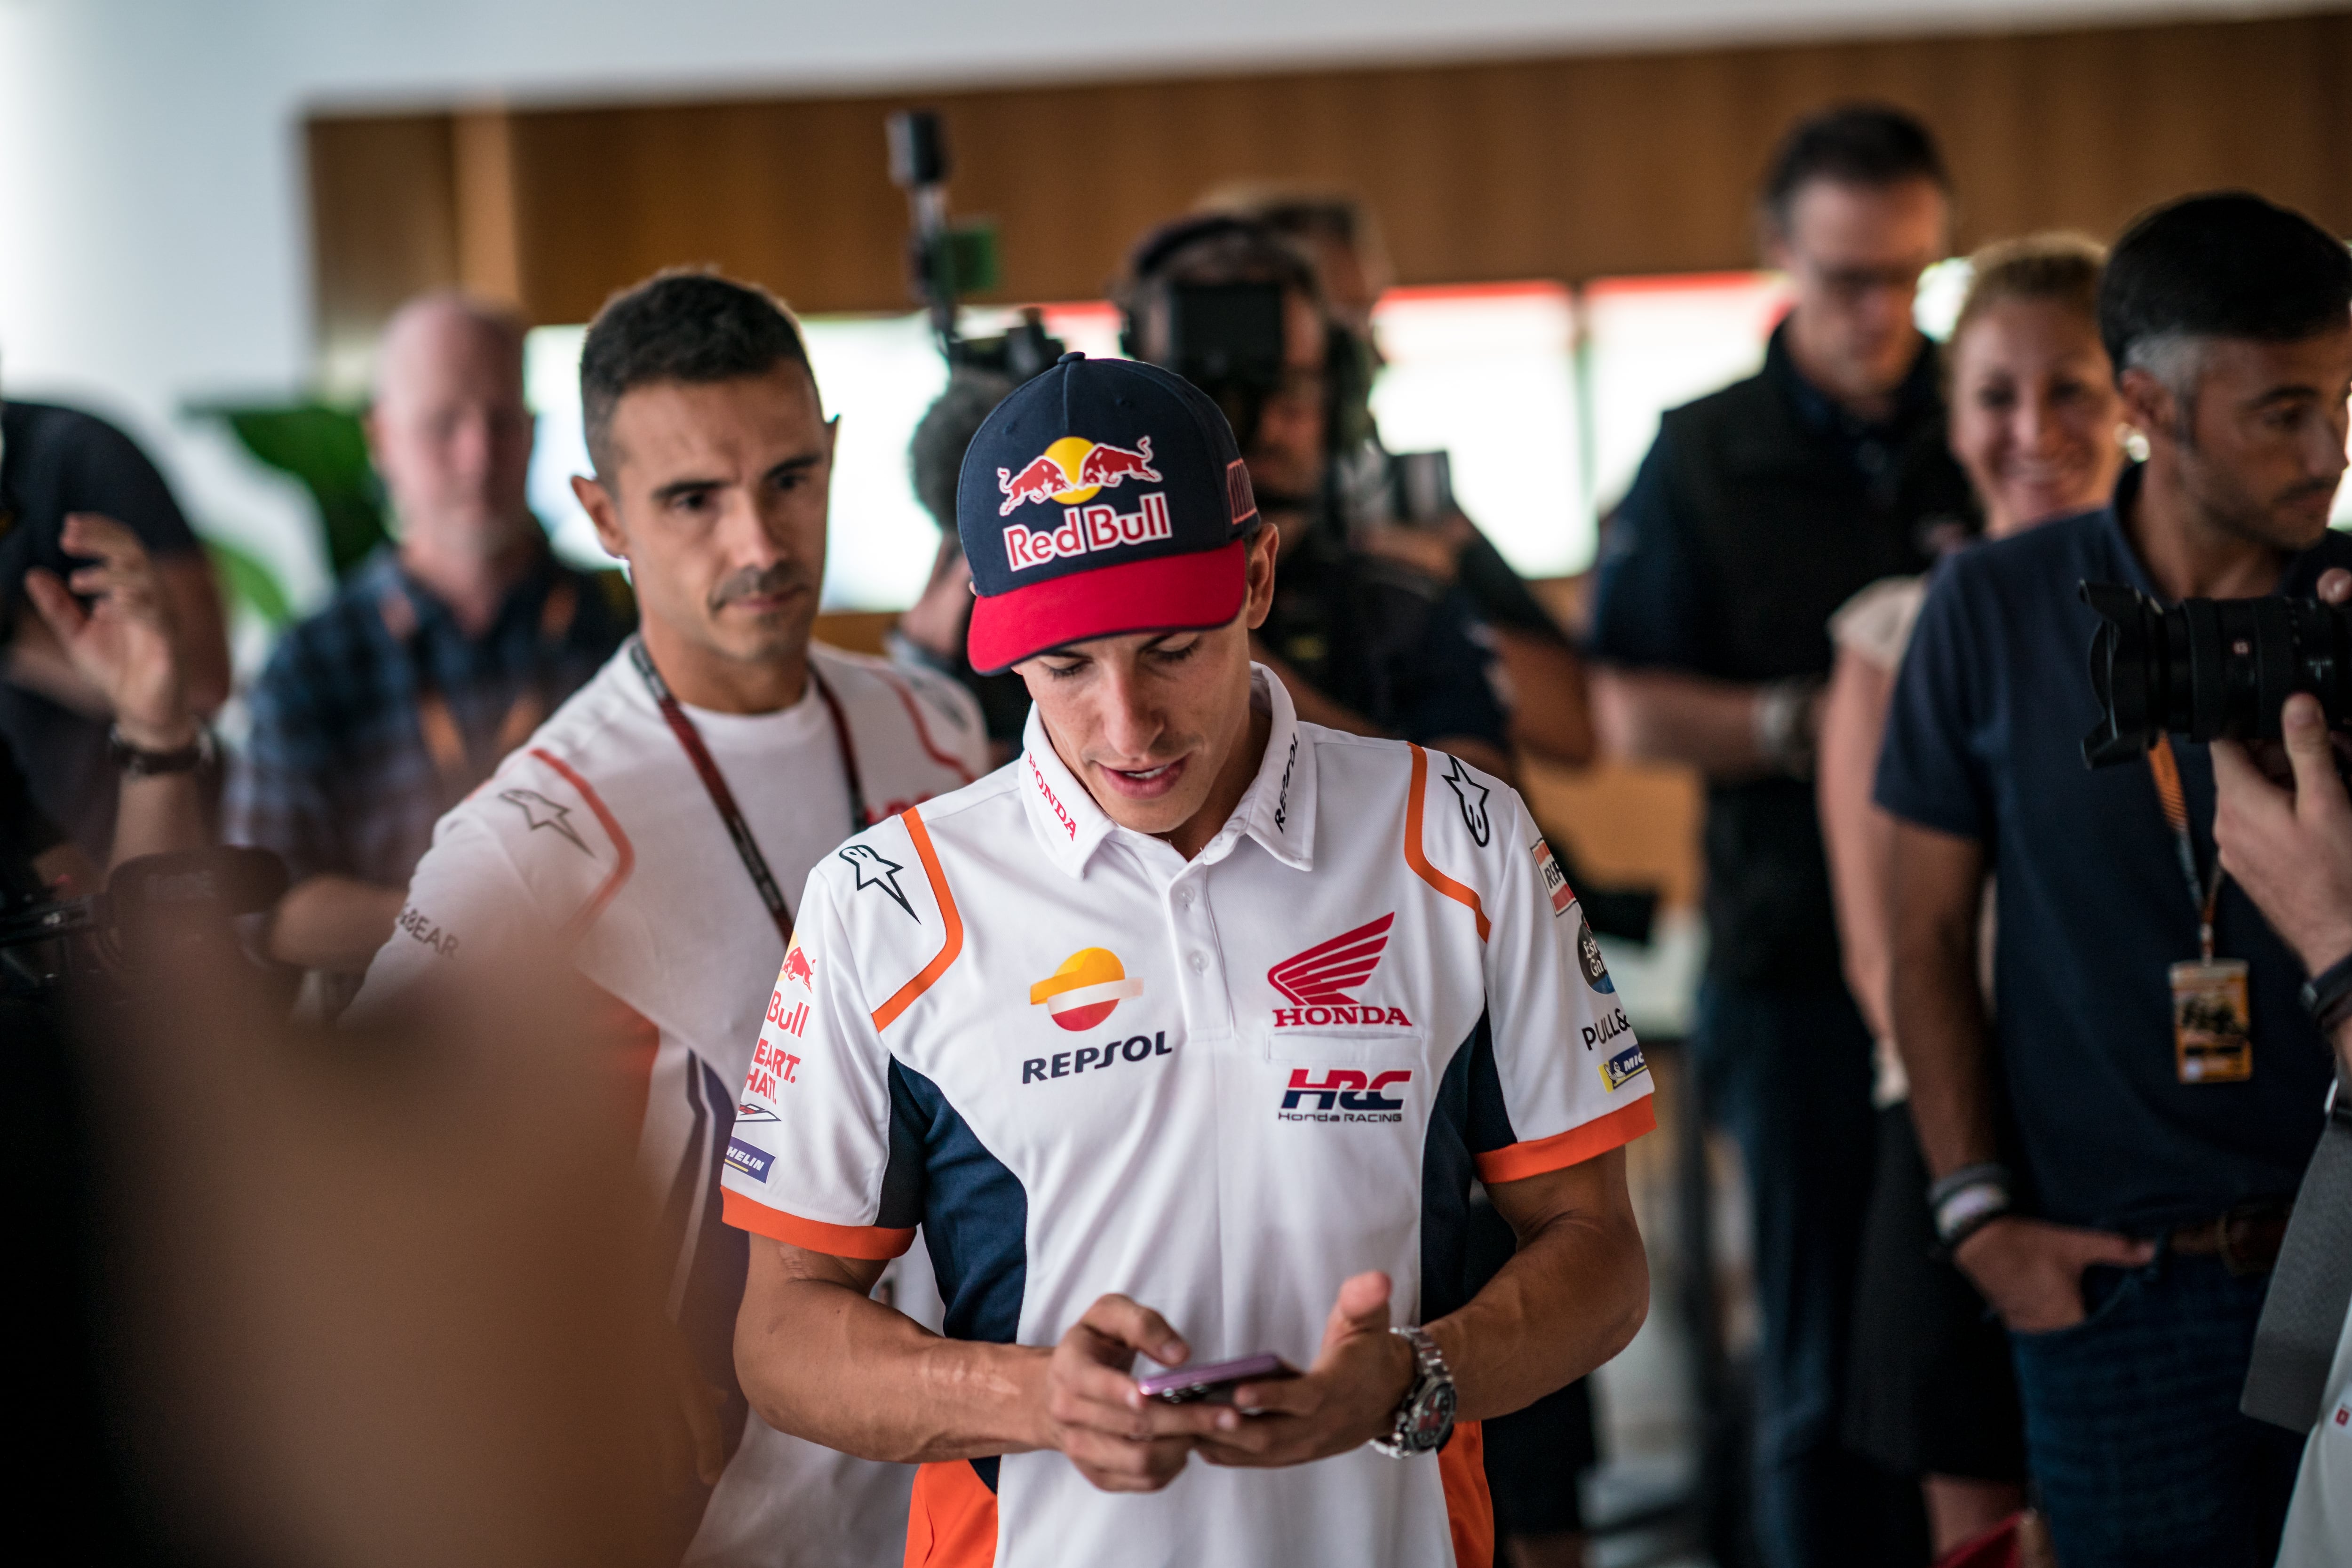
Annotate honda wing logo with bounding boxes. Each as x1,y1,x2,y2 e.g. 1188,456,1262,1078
1267,913,1411,1028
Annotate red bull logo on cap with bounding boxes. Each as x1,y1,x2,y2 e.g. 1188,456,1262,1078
996,435,1162,517
1004,490,1173,573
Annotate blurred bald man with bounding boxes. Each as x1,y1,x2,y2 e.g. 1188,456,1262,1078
227,293,634,994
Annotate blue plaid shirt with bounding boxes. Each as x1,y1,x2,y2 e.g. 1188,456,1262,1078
226,546,634,888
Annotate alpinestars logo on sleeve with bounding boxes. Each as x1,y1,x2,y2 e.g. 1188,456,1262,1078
1268,913,1412,1028
500,788,591,854
839,844,916,920
1441,755,1491,846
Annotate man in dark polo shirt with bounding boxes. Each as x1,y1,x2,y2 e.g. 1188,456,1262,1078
1586,104,1972,1568
1881,193,2352,1568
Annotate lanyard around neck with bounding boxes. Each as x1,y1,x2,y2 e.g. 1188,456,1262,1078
628,637,868,946
2148,734,2225,963
384,574,577,801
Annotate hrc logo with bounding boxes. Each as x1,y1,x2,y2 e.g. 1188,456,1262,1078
1279,1067,1412,1122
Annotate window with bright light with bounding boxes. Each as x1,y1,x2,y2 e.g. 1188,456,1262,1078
524,257,2135,608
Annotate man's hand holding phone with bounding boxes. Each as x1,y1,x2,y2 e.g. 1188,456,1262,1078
1033,1293,1232,1493
1193,1270,1415,1470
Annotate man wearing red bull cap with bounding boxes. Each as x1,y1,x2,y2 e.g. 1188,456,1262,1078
722,350,1653,1567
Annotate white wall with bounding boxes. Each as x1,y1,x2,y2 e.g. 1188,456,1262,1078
0,0,2314,608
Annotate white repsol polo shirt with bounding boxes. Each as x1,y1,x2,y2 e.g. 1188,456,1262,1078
353,640,985,1568
721,667,1654,1568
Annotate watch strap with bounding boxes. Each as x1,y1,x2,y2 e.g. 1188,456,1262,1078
108,724,213,777
2300,950,2352,1037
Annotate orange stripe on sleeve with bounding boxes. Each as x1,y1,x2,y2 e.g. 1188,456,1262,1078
1439,1420,1493,1568
721,1189,915,1260
1404,744,1491,941
873,807,964,1032
1473,1095,1657,1185
528,747,636,942
879,669,978,784
903,1459,999,1567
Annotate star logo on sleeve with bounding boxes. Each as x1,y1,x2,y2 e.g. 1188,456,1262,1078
839,843,917,921
1441,754,1491,847
499,788,591,855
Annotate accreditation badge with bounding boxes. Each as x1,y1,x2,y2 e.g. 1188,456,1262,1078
2170,958,2252,1083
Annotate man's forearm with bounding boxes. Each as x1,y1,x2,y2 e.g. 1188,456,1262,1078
111,772,212,868
1432,1151,1648,1423
1889,825,1999,1178
736,1242,1047,1465
1589,668,1770,778
268,875,406,971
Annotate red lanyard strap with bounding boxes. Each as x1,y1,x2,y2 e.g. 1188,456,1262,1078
2149,734,2224,962
383,575,578,800
629,637,865,946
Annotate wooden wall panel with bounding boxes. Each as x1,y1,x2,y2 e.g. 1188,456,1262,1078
305,114,460,372
308,10,2352,334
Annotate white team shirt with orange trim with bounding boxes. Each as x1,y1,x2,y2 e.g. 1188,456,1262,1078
721,667,1654,1568
353,639,986,1568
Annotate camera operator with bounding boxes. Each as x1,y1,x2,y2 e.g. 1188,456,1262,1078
1118,215,1512,781
890,369,1031,764
1879,191,2352,1568
2210,607,2352,1568
6,513,212,898
1188,187,1596,768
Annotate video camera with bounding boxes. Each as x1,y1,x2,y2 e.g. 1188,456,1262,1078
2079,581,2352,766
1,846,287,990
886,109,1066,382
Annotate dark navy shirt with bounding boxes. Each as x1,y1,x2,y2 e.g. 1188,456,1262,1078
1875,470,2344,1233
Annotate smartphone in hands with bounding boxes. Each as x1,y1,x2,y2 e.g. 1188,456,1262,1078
1136,1353,1300,1406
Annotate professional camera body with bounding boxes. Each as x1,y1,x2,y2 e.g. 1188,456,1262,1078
2080,580,2352,766
1,845,287,995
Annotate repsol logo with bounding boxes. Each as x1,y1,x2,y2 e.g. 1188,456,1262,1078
1581,1005,1632,1052
1279,1067,1411,1122
1023,1031,1171,1084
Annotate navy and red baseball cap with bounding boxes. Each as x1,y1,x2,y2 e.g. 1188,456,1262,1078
958,351,1260,675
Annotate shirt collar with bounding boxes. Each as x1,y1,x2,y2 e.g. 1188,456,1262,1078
1766,318,1942,440
1017,664,1316,878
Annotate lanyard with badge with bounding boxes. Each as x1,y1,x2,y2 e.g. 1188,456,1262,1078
628,637,869,945
2149,735,2253,1082
383,575,578,803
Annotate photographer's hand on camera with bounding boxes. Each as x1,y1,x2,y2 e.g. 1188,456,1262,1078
2213,567,2352,1079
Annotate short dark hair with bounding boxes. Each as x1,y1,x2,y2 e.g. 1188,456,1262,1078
2098,191,2352,380
909,370,1015,532
579,269,812,478
1761,103,1951,230
1119,214,1326,318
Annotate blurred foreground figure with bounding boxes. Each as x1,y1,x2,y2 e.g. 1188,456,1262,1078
227,293,634,996
353,271,985,1566
14,859,677,1567
1588,103,1971,1568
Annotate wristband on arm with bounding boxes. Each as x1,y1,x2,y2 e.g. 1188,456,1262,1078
2298,950,2352,1038
1929,1162,2013,1250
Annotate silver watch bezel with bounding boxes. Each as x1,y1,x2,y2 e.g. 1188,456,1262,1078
1368,1324,1456,1458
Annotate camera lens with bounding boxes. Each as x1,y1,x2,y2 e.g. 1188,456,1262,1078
2079,580,2352,766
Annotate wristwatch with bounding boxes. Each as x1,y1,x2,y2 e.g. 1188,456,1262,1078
1368,1325,1456,1458
107,723,214,778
